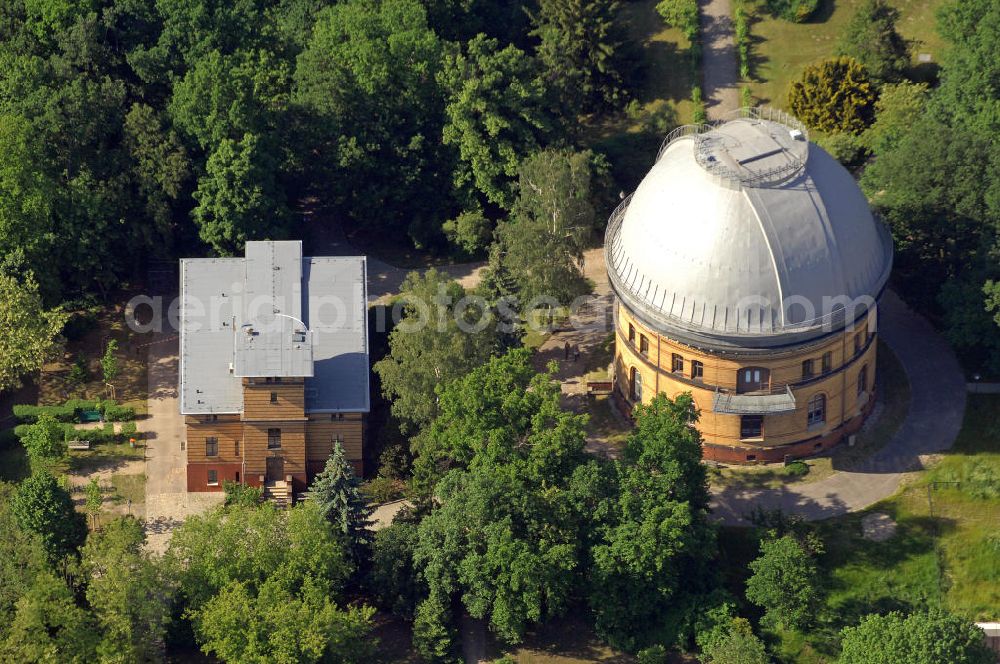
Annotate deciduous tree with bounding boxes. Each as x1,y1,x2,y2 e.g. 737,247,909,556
745,534,820,630
588,393,717,650
19,413,68,470
699,617,770,664
440,35,553,208
81,516,175,662
192,133,293,255
2,571,98,663
839,609,994,664
0,272,67,393
10,471,86,564
373,269,497,432
412,349,602,644
294,0,450,245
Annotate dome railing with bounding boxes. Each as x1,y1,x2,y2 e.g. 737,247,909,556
656,124,711,162
656,107,813,186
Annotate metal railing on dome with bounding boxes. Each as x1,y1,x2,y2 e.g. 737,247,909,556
655,106,813,186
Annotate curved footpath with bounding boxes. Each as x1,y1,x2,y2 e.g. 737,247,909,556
710,290,968,525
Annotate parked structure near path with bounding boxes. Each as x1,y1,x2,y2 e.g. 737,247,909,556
179,240,369,496
606,108,894,463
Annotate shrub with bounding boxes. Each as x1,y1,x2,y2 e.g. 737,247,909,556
637,645,669,664
656,0,699,40
68,356,89,384
762,0,818,22
13,404,77,424
692,85,707,123
362,476,404,504
788,57,876,135
783,460,810,477
120,421,138,438
102,405,135,421
223,481,263,507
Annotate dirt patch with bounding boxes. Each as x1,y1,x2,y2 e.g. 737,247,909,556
861,512,897,542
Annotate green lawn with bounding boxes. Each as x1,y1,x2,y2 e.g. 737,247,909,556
717,394,1000,662
747,0,948,109
585,0,697,193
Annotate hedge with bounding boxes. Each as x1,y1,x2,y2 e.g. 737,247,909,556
12,405,77,423
103,405,135,422
13,400,134,423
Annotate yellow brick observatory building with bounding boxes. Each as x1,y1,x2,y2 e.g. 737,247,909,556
606,109,894,463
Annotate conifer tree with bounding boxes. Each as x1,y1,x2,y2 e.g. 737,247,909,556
309,442,374,559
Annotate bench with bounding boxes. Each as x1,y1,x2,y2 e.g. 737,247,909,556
586,381,614,396
67,440,91,451
76,409,102,423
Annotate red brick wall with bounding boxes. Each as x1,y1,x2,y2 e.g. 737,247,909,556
702,391,876,464
187,462,243,492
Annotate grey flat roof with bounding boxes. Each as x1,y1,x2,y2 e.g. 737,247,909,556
304,257,370,413
179,242,369,415
179,258,245,414
234,241,314,378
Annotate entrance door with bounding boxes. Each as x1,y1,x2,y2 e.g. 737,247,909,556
266,456,284,483
736,367,770,394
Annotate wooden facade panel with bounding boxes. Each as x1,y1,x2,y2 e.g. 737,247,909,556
243,422,306,477
243,383,306,420
186,419,244,463
305,417,364,462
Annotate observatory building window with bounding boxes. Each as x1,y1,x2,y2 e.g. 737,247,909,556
207,470,218,486
205,437,218,457
821,352,833,375
854,331,864,355
740,415,763,439
857,365,868,397
807,394,826,427
267,428,282,449
630,367,642,403
737,367,769,393
672,354,684,373
691,360,704,381
270,392,278,404
639,335,649,356
802,359,814,379
628,323,635,344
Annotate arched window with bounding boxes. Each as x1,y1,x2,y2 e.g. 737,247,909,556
628,323,635,344
630,367,642,403
807,393,826,427
857,365,868,398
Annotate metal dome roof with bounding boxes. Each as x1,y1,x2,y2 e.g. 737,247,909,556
606,109,893,350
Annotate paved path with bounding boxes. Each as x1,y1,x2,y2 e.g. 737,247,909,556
710,291,967,524
142,328,222,555
699,0,740,119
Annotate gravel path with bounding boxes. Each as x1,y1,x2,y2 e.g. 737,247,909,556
142,319,223,554
699,0,741,119
710,291,967,524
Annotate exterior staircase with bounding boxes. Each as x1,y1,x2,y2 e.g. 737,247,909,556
263,480,292,509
